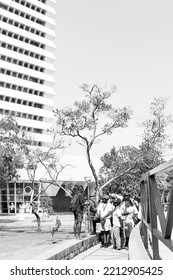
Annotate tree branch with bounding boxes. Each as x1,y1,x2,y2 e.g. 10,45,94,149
38,157,72,197
99,166,134,193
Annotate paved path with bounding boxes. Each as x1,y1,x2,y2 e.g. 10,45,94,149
73,244,129,260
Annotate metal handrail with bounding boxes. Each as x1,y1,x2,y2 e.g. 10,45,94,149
140,158,173,259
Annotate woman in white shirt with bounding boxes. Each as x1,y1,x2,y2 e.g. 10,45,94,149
123,200,138,248
98,195,113,247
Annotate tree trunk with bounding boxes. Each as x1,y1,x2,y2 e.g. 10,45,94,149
99,167,133,193
32,208,41,231
86,147,99,204
30,181,41,231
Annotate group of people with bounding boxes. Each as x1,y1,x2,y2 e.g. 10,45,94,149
70,185,141,250
91,193,140,250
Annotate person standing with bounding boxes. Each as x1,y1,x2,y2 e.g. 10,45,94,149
112,198,122,250
119,198,126,249
123,199,138,248
88,197,97,235
71,185,85,239
99,195,113,247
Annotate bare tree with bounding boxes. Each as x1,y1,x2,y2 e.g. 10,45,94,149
23,141,71,231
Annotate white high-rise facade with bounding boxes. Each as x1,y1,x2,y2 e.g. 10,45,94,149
0,0,56,146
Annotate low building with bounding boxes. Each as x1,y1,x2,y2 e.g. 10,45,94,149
0,152,100,214
0,179,96,214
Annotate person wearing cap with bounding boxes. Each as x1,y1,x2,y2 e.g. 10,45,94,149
99,194,113,247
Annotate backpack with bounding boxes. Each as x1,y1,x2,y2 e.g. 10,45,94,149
69,196,79,212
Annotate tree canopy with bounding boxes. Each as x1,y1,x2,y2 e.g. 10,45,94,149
99,97,173,199
99,145,141,199
0,116,28,187
54,84,132,201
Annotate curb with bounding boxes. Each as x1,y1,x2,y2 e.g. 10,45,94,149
32,234,99,260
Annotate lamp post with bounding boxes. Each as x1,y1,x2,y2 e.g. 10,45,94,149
84,176,92,233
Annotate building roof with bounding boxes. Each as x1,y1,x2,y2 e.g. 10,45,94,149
42,180,96,197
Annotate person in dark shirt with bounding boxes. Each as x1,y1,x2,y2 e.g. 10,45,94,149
89,198,97,234
73,185,85,239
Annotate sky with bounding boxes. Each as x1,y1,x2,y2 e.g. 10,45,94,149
52,0,173,176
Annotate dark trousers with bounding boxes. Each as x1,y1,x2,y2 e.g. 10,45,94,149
120,222,126,248
92,218,101,233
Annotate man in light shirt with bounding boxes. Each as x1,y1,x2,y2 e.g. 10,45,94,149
112,198,122,250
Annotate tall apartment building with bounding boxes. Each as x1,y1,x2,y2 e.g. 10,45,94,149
0,0,56,146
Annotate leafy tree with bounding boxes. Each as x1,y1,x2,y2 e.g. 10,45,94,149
137,97,173,186
140,97,173,163
0,116,28,188
99,146,141,199
99,97,173,199
54,84,132,202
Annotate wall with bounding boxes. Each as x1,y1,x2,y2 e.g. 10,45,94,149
52,188,71,212
32,235,99,260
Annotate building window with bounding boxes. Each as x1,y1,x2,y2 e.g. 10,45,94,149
2,17,7,23
8,19,13,25
14,10,19,15
6,84,10,88
0,55,5,61
12,85,16,90
2,30,7,35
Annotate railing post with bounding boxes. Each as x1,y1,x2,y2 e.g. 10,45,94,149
142,221,148,250
148,174,160,260
140,158,173,259
164,181,173,239
140,181,148,249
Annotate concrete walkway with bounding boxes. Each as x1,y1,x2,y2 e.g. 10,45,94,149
73,244,128,260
